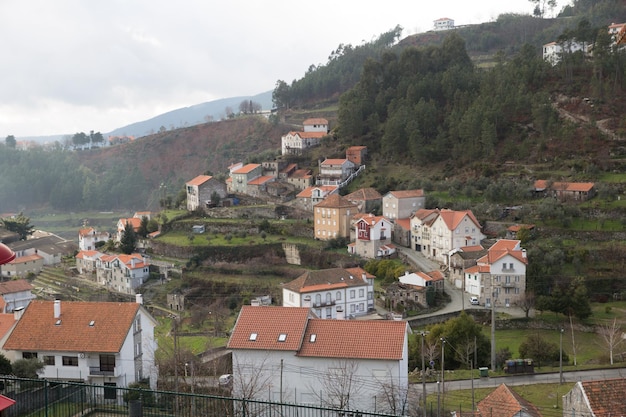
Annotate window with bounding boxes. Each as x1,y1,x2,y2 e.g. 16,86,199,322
350,304,356,313
326,307,332,318
22,352,38,359
359,303,364,312
315,294,321,305
44,356,55,366
62,356,79,366
368,291,373,300
359,289,364,297
326,293,331,303
100,354,115,372
278,334,287,342
336,291,341,301
350,290,355,299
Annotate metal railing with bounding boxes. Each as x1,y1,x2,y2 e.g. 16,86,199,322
0,376,401,417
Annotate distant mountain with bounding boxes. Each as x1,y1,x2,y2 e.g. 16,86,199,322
106,90,273,138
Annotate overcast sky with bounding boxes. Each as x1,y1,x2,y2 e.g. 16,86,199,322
0,0,562,138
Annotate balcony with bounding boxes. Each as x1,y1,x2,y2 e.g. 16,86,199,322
502,282,516,288
89,366,116,376
312,300,336,308
501,267,516,272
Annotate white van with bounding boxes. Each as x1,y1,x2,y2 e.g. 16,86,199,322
470,296,479,305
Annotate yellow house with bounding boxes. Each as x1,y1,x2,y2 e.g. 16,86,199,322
314,194,357,240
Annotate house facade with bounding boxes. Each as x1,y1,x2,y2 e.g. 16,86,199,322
185,175,227,211
227,306,409,414
3,299,158,389
281,131,326,155
542,40,589,65
296,185,338,211
563,378,626,417
345,145,367,166
399,270,445,292
534,180,595,201
382,190,425,220
228,163,263,194
0,279,35,313
350,214,395,259
95,253,150,295
317,159,356,186
314,194,357,240
302,118,329,133
464,239,528,308
433,17,454,30
282,267,375,318
449,245,487,288
0,254,43,278
78,227,110,251
7,234,76,266
344,187,381,214
75,250,104,274
411,209,485,264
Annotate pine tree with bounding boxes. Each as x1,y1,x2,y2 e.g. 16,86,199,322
119,221,137,254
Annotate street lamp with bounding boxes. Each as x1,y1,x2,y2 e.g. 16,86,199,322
559,328,564,384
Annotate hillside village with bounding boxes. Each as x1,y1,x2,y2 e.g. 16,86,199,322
1,11,626,417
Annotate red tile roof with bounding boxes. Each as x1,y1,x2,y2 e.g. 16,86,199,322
315,194,357,209
186,175,213,186
303,118,328,125
298,319,407,360
248,175,274,185
0,313,16,341
387,189,424,198
0,279,33,294
296,185,337,198
227,306,312,351
283,267,372,293
4,300,141,353
439,209,481,230
8,254,43,265
578,378,626,416
233,163,261,174
345,187,382,201
396,218,411,230
477,383,542,417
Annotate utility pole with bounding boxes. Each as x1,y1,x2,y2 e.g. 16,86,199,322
421,333,427,417
559,328,564,384
491,275,497,371
441,338,446,414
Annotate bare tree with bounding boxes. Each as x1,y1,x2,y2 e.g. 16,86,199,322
308,359,363,410
231,355,274,417
374,371,410,416
518,291,535,318
598,318,623,365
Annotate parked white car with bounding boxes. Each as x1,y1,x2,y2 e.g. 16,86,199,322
470,296,479,305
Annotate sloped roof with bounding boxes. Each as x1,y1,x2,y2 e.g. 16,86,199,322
8,235,77,256
396,218,411,231
283,267,371,293
8,254,43,265
0,313,16,342
480,239,528,265
534,180,595,192
507,224,535,232
290,169,312,179
233,163,261,174
315,194,357,209
321,158,349,166
186,175,213,186
118,217,142,231
227,306,312,351
4,300,141,353
356,215,389,227
248,175,274,185
345,187,382,201
75,250,102,259
578,378,626,416
438,209,482,230
0,279,33,295
298,319,408,360
477,384,542,417
116,254,149,270
386,189,424,199
296,185,337,199
284,131,326,139
303,118,328,125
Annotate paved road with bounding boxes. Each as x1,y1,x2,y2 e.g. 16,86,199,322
413,367,626,395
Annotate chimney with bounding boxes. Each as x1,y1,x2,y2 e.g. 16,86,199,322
13,306,24,321
362,272,367,282
135,294,143,305
336,306,345,320
54,299,61,319
522,249,527,258
303,295,311,308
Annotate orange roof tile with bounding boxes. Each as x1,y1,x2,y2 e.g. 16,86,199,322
4,300,141,353
186,175,213,186
227,306,312,351
283,268,372,293
119,217,142,230
0,313,16,341
438,209,481,230
76,250,101,259
320,158,349,166
477,384,542,417
388,189,424,198
396,218,411,230
298,319,407,360
296,185,337,198
345,187,382,201
578,378,626,416
0,280,33,295
315,194,357,209
303,118,328,125
233,163,261,174
248,175,274,185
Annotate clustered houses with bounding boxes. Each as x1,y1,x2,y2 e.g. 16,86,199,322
95,253,150,295
464,239,528,308
3,232,76,278
116,211,152,243
282,267,375,319
543,22,625,65
227,306,409,414
185,175,227,211
79,227,110,251
2,299,158,390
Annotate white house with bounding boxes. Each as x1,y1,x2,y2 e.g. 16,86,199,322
78,227,110,251
399,270,444,292
302,118,329,133
75,250,105,274
3,299,158,389
282,267,375,319
464,239,528,308
227,306,410,414
543,40,589,65
95,253,150,295
433,17,454,31
281,131,327,155
410,208,485,264
317,158,356,186
349,214,395,259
